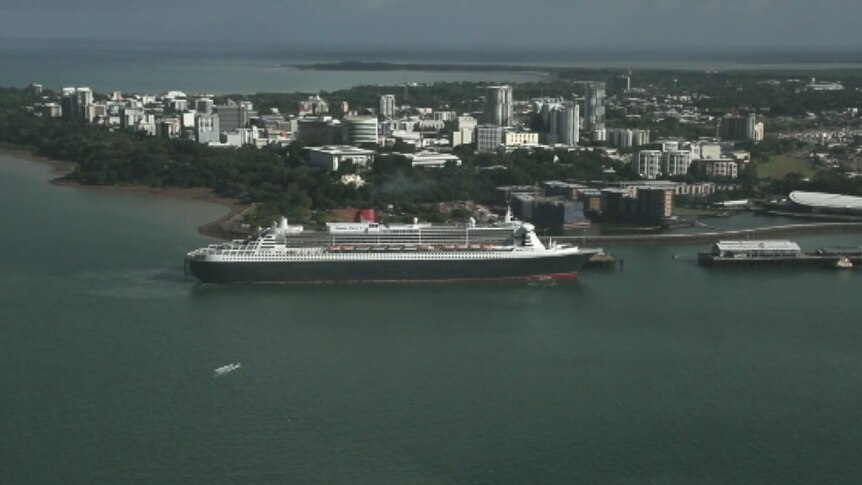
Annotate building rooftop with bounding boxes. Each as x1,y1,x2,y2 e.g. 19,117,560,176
307,145,376,155
714,240,801,252
789,191,862,210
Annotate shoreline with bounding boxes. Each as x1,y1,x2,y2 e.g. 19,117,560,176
4,147,862,245
0,147,250,240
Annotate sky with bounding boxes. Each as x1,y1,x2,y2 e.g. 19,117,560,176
0,0,860,51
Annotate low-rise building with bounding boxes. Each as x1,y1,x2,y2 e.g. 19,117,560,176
503,130,539,148
307,145,376,171
542,181,589,200
400,151,462,168
700,159,739,179
709,240,801,258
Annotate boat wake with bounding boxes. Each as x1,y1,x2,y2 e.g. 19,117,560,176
527,276,558,288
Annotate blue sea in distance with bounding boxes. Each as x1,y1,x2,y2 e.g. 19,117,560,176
0,40,548,94
3,39,862,94
3,153,862,482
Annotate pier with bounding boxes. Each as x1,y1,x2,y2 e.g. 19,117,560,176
555,222,862,245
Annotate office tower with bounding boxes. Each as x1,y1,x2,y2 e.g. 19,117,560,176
195,113,220,144
483,85,513,126
584,82,606,132
719,113,763,141
215,104,249,132
549,102,580,146
60,87,93,122
341,116,379,145
195,98,214,114
476,125,503,153
379,94,396,118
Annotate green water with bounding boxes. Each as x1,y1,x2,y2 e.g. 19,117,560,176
0,48,546,94
3,153,862,483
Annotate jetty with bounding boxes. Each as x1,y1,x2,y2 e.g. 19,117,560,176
697,240,862,267
556,222,862,245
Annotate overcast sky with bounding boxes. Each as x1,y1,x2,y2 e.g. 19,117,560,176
0,0,859,50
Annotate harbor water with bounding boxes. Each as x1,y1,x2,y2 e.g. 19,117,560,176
2,153,862,483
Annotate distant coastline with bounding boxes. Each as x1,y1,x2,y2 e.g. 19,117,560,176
288,59,862,75
0,147,250,240
288,61,556,76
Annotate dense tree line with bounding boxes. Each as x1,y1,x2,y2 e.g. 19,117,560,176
0,87,633,227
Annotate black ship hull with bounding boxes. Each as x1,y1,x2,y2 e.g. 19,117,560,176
187,252,594,284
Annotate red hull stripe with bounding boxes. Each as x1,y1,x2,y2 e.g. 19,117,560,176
234,272,579,285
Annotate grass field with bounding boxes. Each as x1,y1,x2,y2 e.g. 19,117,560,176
756,155,816,179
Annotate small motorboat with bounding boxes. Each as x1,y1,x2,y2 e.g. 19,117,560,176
213,362,242,377
834,257,853,269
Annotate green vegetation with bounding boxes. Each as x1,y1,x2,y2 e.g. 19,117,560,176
4,66,862,226
0,87,633,227
757,154,815,179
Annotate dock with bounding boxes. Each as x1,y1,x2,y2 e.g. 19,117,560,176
697,240,862,267
698,253,862,267
555,222,862,245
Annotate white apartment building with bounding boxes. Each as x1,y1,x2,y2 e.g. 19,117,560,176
635,150,663,179
662,150,692,176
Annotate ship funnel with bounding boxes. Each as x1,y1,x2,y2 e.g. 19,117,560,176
469,217,476,227
504,206,513,223
413,217,419,225
279,217,288,230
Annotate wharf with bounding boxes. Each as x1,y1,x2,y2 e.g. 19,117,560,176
697,253,862,267
556,222,862,245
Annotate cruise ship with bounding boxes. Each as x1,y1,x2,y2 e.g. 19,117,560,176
185,214,600,284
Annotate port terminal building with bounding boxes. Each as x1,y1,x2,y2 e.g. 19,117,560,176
708,240,802,259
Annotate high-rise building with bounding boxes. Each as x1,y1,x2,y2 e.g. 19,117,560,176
379,94,396,118
216,104,250,132
584,82,606,132
607,128,652,147
608,129,634,148
60,87,93,122
719,113,763,142
297,118,335,146
549,102,580,146
195,98,214,114
483,85,513,126
662,150,692,177
195,113,220,144
636,187,674,221
476,125,503,153
298,95,329,116
635,150,662,179
341,116,379,145
632,129,650,147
